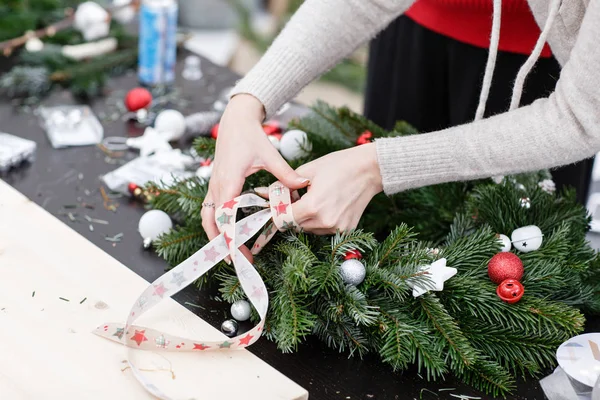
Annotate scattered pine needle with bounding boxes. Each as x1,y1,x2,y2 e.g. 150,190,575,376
449,395,481,400
184,302,205,309
439,388,456,392
420,388,438,399
32,291,35,297
59,297,70,302
80,297,87,304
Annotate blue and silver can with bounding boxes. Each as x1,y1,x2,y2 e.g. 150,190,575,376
138,0,178,87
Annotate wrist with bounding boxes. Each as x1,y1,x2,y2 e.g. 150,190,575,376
359,143,383,194
228,93,266,122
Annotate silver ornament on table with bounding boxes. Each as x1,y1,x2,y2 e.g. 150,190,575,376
520,197,531,209
339,259,366,286
220,319,239,337
230,299,251,322
185,111,222,136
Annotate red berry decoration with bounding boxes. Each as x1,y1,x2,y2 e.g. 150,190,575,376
487,252,524,284
211,123,219,139
496,279,524,304
262,121,282,135
344,249,363,260
124,87,152,112
356,131,373,145
128,182,139,194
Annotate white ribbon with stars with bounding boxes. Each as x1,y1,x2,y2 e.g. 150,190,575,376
94,182,298,399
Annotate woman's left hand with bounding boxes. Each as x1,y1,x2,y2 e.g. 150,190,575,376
291,143,384,235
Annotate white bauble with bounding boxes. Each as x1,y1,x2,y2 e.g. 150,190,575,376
74,2,110,41
268,135,281,150
511,225,543,253
25,37,44,52
111,0,136,24
496,234,512,252
230,300,251,322
154,109,186,141
279,129,311,161
196,164,213,182
138,210,172,247
340,259,366,286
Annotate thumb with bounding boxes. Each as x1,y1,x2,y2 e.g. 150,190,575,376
263,146,310,189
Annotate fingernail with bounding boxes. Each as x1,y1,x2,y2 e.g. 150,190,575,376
253,187,269,196
298,178,310,185
224,256,231,265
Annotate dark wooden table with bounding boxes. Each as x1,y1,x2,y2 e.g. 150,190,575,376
1,53,596,400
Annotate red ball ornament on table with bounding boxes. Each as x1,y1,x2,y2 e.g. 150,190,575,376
496,279,524,304
124,87,152,112
344,249,363,260
487,252,524,284
356,131,373,146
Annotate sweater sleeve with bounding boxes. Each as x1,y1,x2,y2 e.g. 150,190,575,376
375,0,600,195
229,0,415,118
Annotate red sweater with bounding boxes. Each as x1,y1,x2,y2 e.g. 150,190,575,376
405,0,552,57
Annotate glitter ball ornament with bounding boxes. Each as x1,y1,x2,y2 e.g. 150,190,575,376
344,249,363,260
340,259,366,286
488,252,524,284
539,179,556,194
138,210,173,249
511,225,543,253
520,197,531,209
280,129,311,161
356,131,373,145
221,319,238,337
496,279,524,304
154,109,186,141
230,300,251,322
496,234,512,252
124,87,152,112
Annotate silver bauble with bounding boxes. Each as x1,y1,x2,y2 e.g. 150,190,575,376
220,319,238,338
230,299,251,322
339,259,366,286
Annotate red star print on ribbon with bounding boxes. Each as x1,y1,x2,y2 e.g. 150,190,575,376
224,232,232,247
131,330,148,346
239,334,254,346
274,201,288,216
222,199,238,209
193,343,210,350
153,283,167,298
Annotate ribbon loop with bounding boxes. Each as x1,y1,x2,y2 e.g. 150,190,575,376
95,182,299,399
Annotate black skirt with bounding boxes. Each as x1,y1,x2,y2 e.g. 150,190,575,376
364,15,593,204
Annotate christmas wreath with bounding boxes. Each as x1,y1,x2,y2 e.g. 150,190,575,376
147,102,600,396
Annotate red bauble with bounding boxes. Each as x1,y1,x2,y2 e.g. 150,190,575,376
128,182,139,194
124,88,152,112
496,279,524,304
211,123,219,139
262,121,282,135
356,131,373,145
344,249,363,260
487,252,524,284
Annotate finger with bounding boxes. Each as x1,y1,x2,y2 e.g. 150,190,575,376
253,186,269,199
239,245,254,265
290,196,316,225
263,146,310,189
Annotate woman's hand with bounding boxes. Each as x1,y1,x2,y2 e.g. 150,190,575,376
291,143,383,235
201,94,310,253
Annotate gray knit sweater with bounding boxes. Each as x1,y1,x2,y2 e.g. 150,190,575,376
230,0,599,195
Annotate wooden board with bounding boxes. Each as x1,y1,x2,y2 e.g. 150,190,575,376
0,179,308,400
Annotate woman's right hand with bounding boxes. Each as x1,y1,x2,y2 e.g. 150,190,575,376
201,94,310,250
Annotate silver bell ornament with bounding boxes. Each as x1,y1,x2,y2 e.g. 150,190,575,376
496,234,512,252
230,299,252,322
340,259,366,286
511,225,543,253
220,319,239,338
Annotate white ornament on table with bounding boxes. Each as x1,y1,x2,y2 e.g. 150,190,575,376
150,149,196,170
230,300,252,322
182,55,203,81
511,225,544,253
25,37,44,52
196,164,213,182
539,179,557,194
268,134,281,150
407,258,457,298
74,2,110,41
138,210,173,248
279,129,311,161
111,0,136,24
154,109,187,141
496,234,512,252
0,133,37,172
126,127,172,157
340,259,366,286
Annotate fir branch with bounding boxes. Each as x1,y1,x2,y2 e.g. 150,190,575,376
192,137,216,160
327,229,377,264
373,224,417,268
154,225,207,267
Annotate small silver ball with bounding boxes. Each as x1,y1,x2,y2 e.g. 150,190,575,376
339,259,366,286
231,300,251,321
221,319,238,337
142,237,152,249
